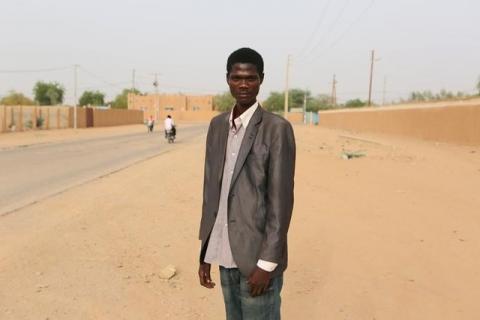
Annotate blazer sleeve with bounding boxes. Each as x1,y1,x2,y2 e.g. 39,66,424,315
199,120,214,241
259,121,296,263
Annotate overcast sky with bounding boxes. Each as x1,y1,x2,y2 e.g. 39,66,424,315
1,0,479,104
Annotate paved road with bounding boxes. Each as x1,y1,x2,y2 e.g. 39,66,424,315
0,124,207,216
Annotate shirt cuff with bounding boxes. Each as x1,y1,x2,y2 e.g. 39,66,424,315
257,259,278,272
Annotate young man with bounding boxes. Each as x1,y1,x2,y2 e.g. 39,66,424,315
198,48,296,319
164,115,175,138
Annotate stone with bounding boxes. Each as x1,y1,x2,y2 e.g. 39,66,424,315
158,265,176,280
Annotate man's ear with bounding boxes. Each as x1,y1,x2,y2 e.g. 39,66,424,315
259,73,265,84
226,73,230,83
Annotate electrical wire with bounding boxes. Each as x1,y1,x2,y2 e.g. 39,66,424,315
78,66,125,89
0,66,71,74
296,0,334,60
300,0,375,65
0,66,72,73
298,0,352,63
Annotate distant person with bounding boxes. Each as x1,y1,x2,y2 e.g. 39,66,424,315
147,115,155,133
198,47,296,319
164,115,175,138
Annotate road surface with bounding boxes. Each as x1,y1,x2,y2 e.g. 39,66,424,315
0,124,207,216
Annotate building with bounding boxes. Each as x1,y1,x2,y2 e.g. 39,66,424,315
128,93,214,121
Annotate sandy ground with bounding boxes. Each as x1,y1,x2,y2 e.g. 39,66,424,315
1,125,480,319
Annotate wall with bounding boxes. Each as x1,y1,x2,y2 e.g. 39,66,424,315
286,112,304,124
1,105,70,132
158,110,220,123
128,93,214,120
318,102,480,145
186,96,213,111
93,109,143,127
68,107,87,128
1,105,143,132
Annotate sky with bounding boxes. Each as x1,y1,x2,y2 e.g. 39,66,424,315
1,0,479,105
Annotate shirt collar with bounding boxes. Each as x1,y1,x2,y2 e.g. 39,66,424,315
229,101,259,130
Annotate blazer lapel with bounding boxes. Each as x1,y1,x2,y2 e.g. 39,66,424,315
229,106,263,190
216,112,230,187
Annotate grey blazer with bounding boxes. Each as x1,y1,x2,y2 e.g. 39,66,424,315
199,106,296,278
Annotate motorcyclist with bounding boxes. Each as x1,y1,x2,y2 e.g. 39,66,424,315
164,115,175,139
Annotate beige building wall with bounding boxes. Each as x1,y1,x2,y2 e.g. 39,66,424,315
186,96,213,111
93,109,143,127
1,105,143,132
1,105,71,132
68,107,87,128
318,103,480,145
128,93,214,121
286,112,304,124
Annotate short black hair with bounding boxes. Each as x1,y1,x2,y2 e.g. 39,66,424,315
227,48,264,75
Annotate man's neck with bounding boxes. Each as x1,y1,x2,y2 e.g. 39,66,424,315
233,101,255,120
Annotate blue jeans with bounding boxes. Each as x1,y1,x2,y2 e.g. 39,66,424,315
219,267,283,320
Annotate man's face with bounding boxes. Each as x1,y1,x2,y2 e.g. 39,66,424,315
227,63,263,108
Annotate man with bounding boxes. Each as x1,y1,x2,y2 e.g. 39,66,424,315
198,48,296,319
164,115,175,138
147,115,155,132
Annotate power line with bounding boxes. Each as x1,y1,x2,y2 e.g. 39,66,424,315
78,66,125,89
131,80,220,94
298,0,352,63
78,81,131,90
0,66,71,74
299,0,375,65
296,0,334,59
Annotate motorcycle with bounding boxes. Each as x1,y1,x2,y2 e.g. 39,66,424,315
165,125,176,143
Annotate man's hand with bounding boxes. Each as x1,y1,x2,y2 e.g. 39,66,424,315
247,266,271,297
198,263,216,289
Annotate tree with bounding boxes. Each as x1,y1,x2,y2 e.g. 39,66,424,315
263,89,335,112
213,92,235,111
345,99,366,108
79,90,105,106
288,89,309,110
33,81,65,105
111,88,141,109
309,94,333,111
263,91,284,111
0,91,35,105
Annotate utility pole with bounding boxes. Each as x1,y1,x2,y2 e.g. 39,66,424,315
368,50,375,106
284,54,291,119
132,69,136,91
153,73,160,120
303,89,307,124
73,64,78,129
131,69,136,111
382,75,387,105
331,74,337,107
153,73,159,94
